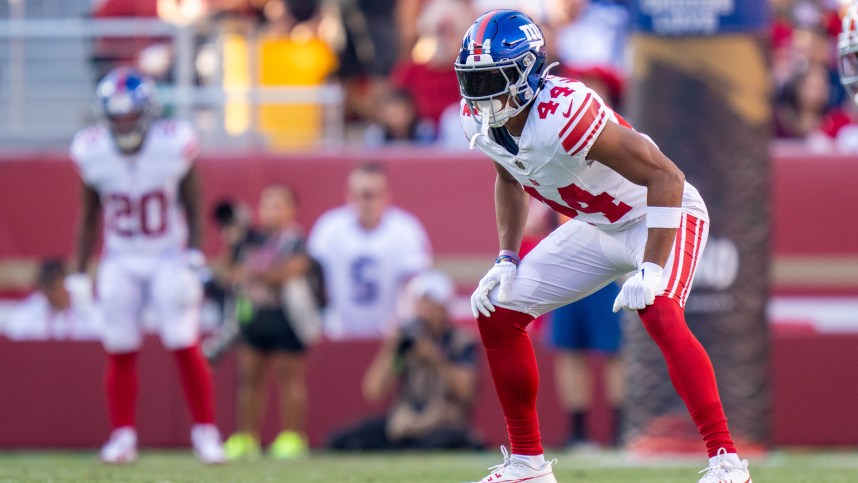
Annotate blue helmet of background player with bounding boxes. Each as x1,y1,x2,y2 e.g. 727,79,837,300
96,67,159,152
454,10,551,129
840,2,858,104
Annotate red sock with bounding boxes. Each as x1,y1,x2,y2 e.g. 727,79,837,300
477,307,543,455
172,345,216,424
106,352,138,430
638,297,737,457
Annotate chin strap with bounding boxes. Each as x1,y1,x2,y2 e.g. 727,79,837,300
469,120,490,150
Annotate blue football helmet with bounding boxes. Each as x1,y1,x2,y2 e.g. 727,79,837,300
96,67,159,152
840,2,858,104
454,10,550,129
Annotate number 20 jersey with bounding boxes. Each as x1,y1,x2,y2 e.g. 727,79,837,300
70,119,199,257
461,75,708,228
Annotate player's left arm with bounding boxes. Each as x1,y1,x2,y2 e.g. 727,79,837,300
179,166,203,252
587,121,685,268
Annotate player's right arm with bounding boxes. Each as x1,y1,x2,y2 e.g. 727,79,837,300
494,161,529,254
470,163,529,318
73,183,101,273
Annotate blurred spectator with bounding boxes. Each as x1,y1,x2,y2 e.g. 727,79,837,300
389,0,473,129
256,0,338,150
333,0,397,121
308,162,432,340
3,259,101,341
223,185,317,460
363,88,435,146
775,63,834,138
201,199,257,362
327,270,482,450
552,0,629,74
89,0,161,79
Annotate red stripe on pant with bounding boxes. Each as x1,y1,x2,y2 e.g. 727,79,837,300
664,214,704,305
477,307,543,455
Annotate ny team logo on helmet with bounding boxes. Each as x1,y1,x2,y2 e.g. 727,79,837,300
454,10,551,129
840,2,858,103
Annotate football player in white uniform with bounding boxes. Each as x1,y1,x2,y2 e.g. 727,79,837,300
68,67,224,464
308,163,432,340
456,11,751,483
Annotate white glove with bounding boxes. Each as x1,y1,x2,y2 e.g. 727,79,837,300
613,262,664,312
64,273,94,309
471,260,517,318
185,248,211,282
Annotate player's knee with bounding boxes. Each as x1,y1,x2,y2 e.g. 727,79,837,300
638,297,691,355
160,318,199,350
477,307,533,349
102,331,143,354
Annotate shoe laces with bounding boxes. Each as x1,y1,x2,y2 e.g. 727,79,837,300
487,445,513,474
698,448,742,482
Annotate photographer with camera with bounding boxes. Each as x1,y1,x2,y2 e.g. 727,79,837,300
327,270,482,451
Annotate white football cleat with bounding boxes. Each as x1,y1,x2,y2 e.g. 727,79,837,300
473,446,557,483
191,424,226,464
698,448,752,483
100,427,138,464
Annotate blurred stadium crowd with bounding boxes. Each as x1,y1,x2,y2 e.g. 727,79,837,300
6,0,856,151
17,0,856,151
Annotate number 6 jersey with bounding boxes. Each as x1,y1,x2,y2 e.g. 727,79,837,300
70,119,199,257
461,75,708,228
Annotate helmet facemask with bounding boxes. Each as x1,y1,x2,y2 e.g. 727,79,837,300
455,51,539,129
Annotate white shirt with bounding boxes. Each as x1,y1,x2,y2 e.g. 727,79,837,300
69,119,200,258
4,293,101,341
308,206,432,340
461,76,708,227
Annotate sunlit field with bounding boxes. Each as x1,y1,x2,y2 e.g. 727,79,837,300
1,449,857,482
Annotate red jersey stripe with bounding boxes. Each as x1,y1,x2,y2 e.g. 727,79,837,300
562,99,601,153
570,111,606,156
559,93,592,138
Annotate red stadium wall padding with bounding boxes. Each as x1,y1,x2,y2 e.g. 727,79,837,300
0,335,617,449
1,331,857,448
1,147,857,260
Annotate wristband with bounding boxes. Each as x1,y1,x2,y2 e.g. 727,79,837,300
496,250,520,266
646,206,682,229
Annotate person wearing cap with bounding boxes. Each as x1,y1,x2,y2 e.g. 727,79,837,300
327,270,482,451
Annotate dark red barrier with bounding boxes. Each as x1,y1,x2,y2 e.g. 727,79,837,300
2,147,857,259
0,335,618,449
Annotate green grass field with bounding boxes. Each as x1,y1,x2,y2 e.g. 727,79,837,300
1,449,858,482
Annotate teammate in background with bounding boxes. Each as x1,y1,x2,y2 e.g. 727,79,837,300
456,11,751,483
68,67,224,464
223,185,314,460
307,163,432,340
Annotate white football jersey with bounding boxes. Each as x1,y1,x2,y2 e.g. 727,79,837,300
70,120,200,257
307,206,432,340
461,76,708,228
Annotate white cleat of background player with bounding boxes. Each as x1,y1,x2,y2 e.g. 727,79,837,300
191,423,226,464
697,448,752,483
473,446,557,483
99,427,137,464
